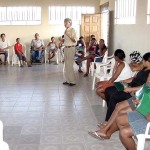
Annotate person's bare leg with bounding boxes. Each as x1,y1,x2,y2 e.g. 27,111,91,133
84,58,92,76
48,52,51,63
119,126,136,150
96,87,106,99
96,102,131,138
102,101,130,128
50,52,56,59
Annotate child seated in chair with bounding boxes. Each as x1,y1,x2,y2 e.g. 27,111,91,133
46,37,58,64
14,38,31,67
74,36,85,73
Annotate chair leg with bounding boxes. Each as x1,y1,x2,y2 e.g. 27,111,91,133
56,53,59,65
92,76,96,90
90,63,94,76
102,100,106,107
136,134,146,150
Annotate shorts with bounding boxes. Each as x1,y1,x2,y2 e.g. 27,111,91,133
95,57,103,62
127,96,136,111
47,49,56,53
128,111,149,135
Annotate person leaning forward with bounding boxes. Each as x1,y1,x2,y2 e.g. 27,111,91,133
63,18,77,86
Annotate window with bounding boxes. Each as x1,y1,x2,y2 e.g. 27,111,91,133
115,0,137,24
0,7,41,25
48,6,95,24
147,0,150,24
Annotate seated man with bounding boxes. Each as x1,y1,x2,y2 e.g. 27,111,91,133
0,33,11,65
31,33,45,63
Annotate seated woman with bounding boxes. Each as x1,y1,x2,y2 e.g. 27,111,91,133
58,35,65,62
129,51,143,72
46,36,58,64
104,52,150,122
119,111,150,150
14,38,31,67
79,38,107,77
88,52,150,139
89,86,150,144
95,49,133,100
74,36,86,73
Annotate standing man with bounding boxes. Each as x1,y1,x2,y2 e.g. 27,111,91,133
63,18,77,86
0,33,10,65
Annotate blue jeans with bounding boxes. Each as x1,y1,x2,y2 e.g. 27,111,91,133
31,50,44,62
0,51,8,61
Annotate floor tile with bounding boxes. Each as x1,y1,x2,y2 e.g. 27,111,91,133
1,64,148,150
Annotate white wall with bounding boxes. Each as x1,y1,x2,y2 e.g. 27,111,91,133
100,0,150,61
108,0,150,62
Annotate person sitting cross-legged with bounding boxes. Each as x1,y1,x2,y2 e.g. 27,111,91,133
78,38,107,77
46,36,58,64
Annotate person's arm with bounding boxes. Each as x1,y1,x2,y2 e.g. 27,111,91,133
65,28,76,43
99,47,107,57
108,62,125,83
146,113,150,122
130,62,143,72
31,40,35,50
120,77,134,84
124,86,142,93
39,40,45,50
2,45,13,51
146,74,150,85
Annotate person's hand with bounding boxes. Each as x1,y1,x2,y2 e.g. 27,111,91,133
146,113,150,122
132,99,140,105
124,87,132,93
65,29,70,37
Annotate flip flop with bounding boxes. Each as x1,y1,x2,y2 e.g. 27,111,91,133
88,131,104,140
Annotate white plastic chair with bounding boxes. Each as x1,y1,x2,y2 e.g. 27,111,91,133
90,51,113,76
12,44,26,66
136,122,150,150
0,49,10,64
92,57,115,107
0,121,9,150
45,48,60,65
92,57,115,90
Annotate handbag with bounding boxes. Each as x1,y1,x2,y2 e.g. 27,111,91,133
97,81,114,92
114,82,128,91
135,84,150,100
136,93,150,116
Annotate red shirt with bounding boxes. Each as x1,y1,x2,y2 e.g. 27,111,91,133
14,43,23,54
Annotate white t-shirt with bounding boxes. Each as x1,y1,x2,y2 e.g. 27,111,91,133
0,39,10,50
115,61,132,82
31,39,44,49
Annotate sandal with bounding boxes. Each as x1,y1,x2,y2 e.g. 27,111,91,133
88,131,110,140
88,131,104,140
78,70,83,73
97,122,107,128
83,73,88,77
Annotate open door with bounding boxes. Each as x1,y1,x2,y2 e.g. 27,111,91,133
81,14,101,48
81,12,110,48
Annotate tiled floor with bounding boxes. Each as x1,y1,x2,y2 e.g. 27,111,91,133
0,63,149,150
